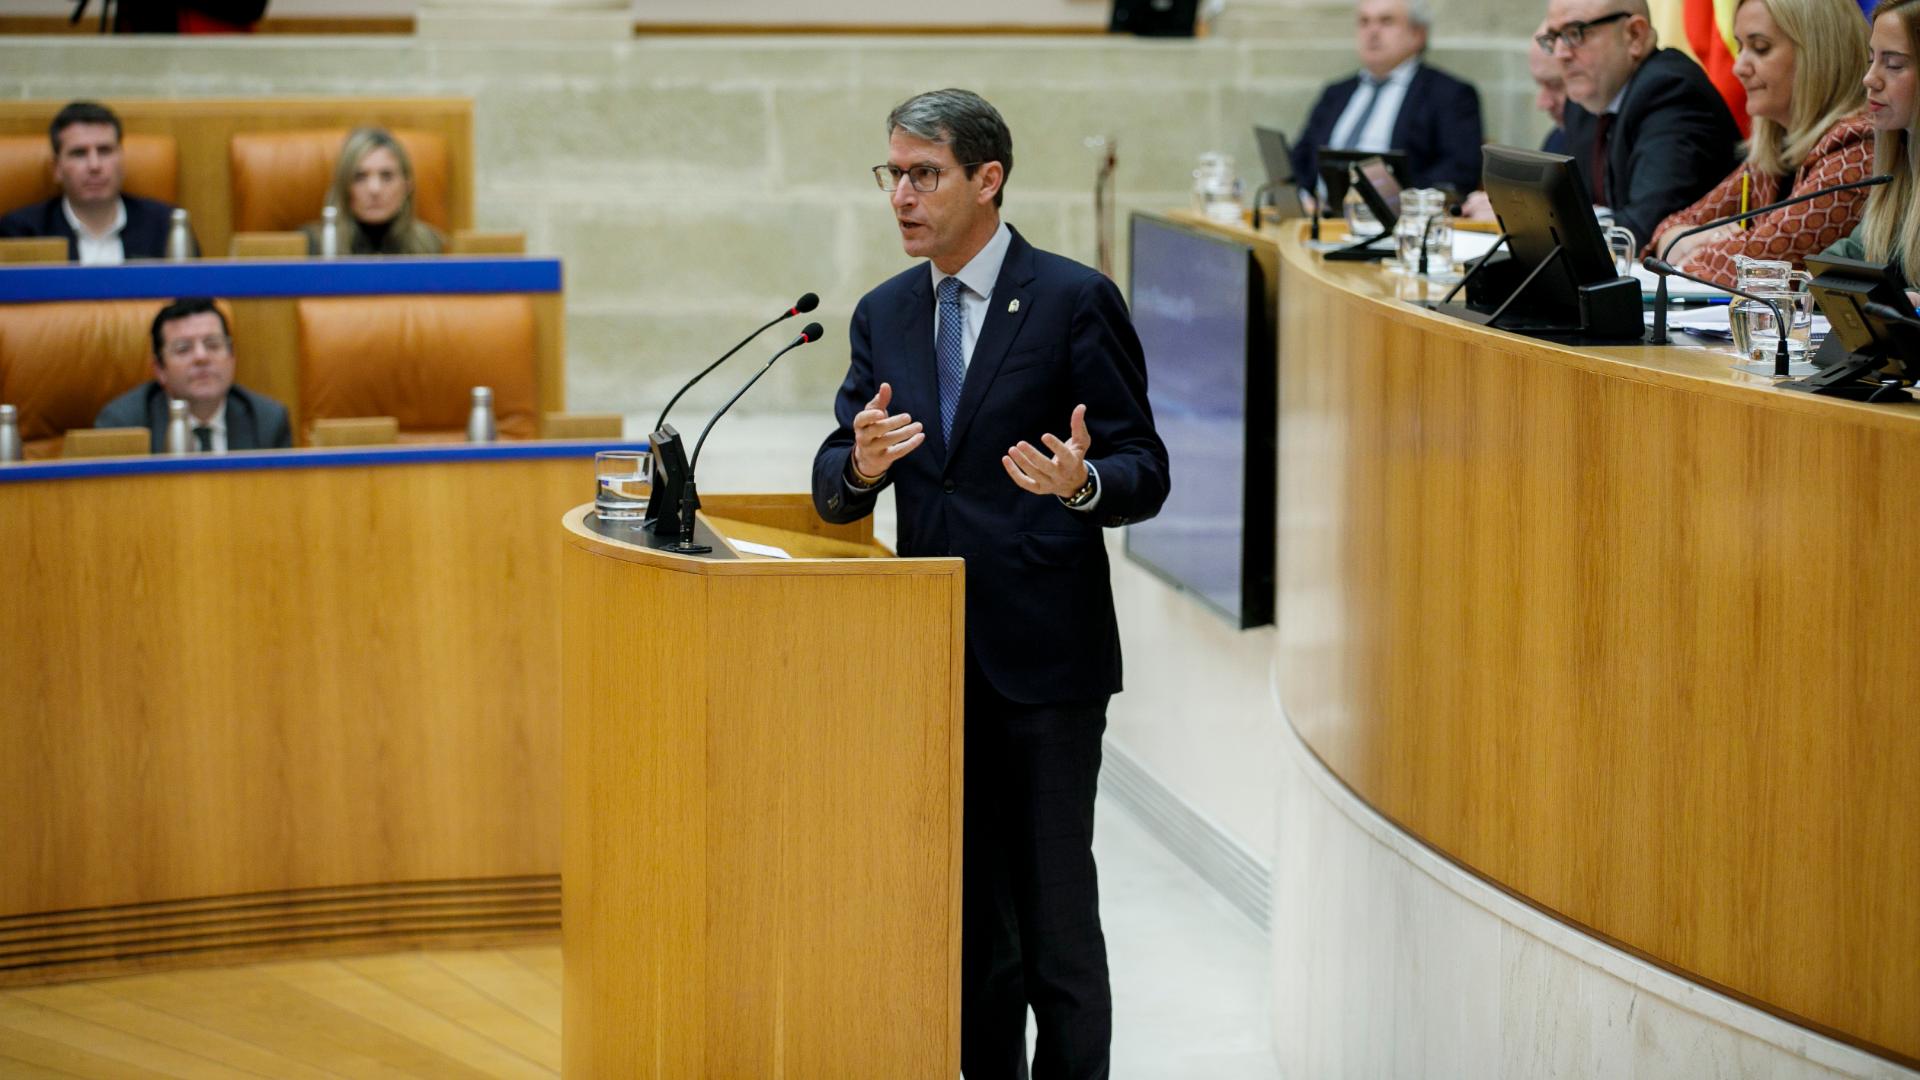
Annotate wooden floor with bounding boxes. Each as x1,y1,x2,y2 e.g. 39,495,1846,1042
0,946,561,1078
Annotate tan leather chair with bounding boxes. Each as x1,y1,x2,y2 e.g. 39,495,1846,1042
229,128,450,235
0,133,180,214
0,300,165,459
296,295,538,443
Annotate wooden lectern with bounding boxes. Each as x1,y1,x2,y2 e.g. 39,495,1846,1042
559,494,964,1078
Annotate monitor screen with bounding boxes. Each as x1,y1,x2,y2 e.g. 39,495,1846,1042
1123,214,1274,628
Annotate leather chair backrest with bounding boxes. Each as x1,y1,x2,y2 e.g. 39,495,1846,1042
229,128,449,233
0,133,180,214
296,295,538,441
0,300,166,455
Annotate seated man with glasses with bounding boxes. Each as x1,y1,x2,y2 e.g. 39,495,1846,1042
95,297,292,453
1543,0,1740,246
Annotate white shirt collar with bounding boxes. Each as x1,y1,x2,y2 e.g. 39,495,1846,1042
930,219,1012,301
61,196,126,242
1375,56,1420,87
196,398,229,436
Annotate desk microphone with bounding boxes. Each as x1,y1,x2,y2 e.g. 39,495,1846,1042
1642,255,1795,377
654,291,818,432
666,322,826,554
1645,175,1889,345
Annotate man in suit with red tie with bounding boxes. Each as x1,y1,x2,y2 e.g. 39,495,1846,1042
1289,0,1486,198
812,89,1170,1079
1545,0,1739,246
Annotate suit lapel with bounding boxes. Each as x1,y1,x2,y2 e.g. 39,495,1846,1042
1390,65,1425,152
227,390,257,451
143,384,168,453
894,266,946,463
944,227,1034,466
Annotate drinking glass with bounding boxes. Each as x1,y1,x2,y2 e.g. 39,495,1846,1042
1730,290,1815,371
594,450,651,521
1604,225,1636,277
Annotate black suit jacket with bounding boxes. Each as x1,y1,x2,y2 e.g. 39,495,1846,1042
812,226,1171,706
0,194,198,261
94,381,292,453
1562,48,1740,246
1290,61,1485,195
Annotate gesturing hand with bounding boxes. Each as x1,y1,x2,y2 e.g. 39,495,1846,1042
1003,404,1091,498
852,381,924,480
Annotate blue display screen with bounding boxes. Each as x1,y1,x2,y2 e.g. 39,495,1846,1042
1124,216,1257,625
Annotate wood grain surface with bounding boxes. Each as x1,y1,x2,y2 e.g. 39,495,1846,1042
560,501,964,1078
1270,223,1920,1066
0,452,598,982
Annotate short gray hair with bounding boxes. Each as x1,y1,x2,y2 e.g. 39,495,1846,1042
886,89,1014,208
1397,0,1434,30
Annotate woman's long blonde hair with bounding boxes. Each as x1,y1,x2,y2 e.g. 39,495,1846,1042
325,127,440,255
1743,0,1869,176
1858,0,1920,265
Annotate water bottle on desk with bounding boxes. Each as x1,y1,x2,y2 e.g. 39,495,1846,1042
0,404,20,463
164,399,192,455
318,205,342,258
467,386,497,443
164,208,193,261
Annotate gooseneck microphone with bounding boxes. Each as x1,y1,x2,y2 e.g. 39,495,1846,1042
1645,175,1890,345
666,322,827,554
1642,254,1795,376
653,292,818,432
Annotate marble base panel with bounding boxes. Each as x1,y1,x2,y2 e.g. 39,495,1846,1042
1270,705,1920,1080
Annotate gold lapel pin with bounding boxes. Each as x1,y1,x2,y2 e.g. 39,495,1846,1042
1008,299,1020,314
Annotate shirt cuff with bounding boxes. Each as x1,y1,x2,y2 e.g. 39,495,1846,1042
1060,461,1101,512
845,456,885,493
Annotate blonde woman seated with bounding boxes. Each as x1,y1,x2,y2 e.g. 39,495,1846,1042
301,127,445,256
1823,0,1920,283
1647,0,1872,283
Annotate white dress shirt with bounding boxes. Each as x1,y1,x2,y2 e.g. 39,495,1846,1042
61,197,127,266
1328,57,1420,153
191,399,229,453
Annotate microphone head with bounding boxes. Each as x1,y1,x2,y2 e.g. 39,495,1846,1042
1641,254,1675,276
800,322,825,343
793,292,820,314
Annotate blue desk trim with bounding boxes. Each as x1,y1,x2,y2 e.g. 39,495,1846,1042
0,439,646,485
0,257,563,302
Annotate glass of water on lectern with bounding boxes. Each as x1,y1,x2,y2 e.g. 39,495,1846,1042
594,449,650,521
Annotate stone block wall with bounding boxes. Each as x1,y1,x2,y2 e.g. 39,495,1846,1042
2,30,1545,420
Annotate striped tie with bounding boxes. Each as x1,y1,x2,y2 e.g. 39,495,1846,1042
936,275,966,442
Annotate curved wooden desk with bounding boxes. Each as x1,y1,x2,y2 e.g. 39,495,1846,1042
1272,227,1920,1066
559,501,963,1078
0,443,626,985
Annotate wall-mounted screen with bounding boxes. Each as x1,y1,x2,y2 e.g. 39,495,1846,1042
1123,213,1275,628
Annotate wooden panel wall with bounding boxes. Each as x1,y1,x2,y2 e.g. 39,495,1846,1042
0,98,474,258
0,453,593,982
1273,231,1920,1067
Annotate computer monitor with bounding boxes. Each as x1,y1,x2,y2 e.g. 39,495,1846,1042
1253,125,1294,186
1351,154,1402,230
1805,254,1911,357
1787,255,1920,397
1316,148,1410,209
1442,144,1641,341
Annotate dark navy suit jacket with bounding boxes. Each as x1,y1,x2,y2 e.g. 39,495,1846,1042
94,381,292,453
1289,61,1485,196
0,194,197,261
812,226,1170,706
1562,48,1740,246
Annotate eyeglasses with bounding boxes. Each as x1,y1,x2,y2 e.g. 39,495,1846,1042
1534,11,1631,52
161,335,230,359
871,162,986,193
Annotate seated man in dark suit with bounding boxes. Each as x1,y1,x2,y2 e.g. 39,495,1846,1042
1462,27,1572,219
1544,0,1740,246
0,100,198,264
96,297,291,453
1289,0,1485,198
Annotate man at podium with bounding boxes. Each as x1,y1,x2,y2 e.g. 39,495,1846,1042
812,88,1170,1080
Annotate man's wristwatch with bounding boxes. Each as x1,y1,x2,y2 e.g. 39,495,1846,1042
1063,469,1097,508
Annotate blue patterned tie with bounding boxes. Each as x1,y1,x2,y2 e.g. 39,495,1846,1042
936,275,966,442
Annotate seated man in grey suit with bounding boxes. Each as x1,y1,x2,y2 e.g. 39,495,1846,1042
96,297,292,453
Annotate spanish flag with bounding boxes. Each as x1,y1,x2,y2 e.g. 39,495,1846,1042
1650,0,1750,135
